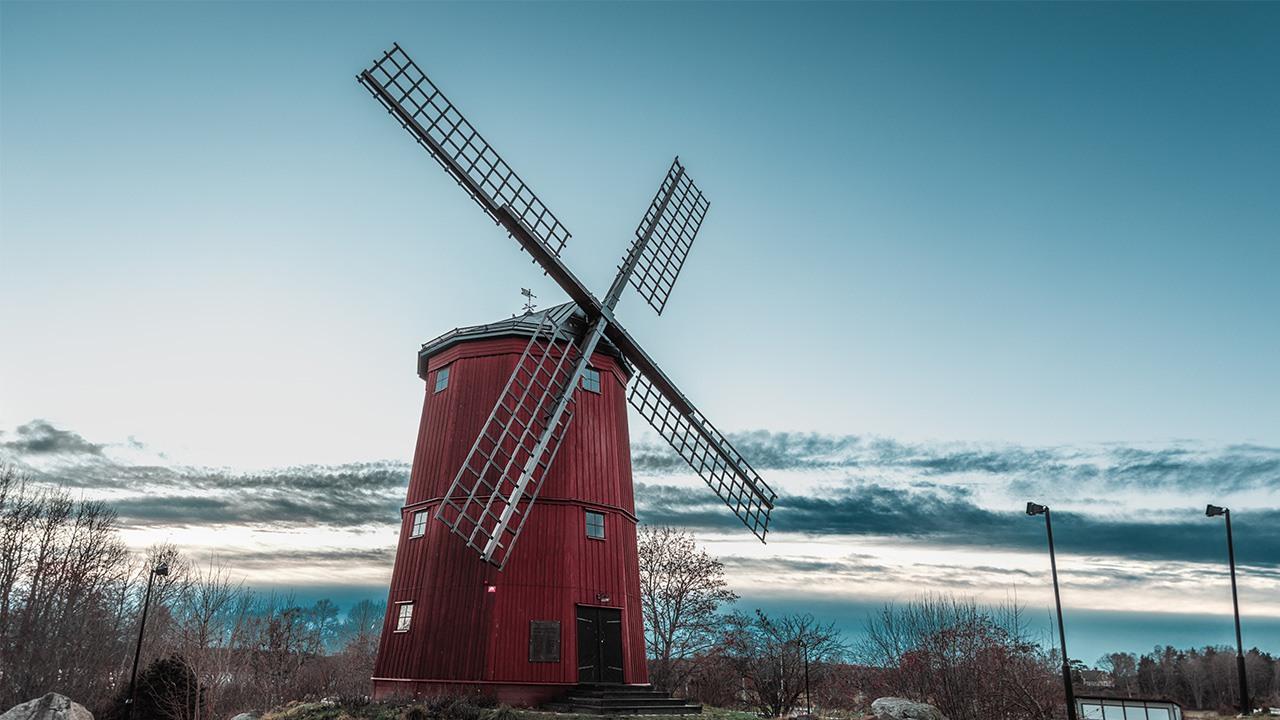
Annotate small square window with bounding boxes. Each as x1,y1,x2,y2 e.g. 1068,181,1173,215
581,368,601,394
410,510,428,538
434,366,450,393
395,602,414,632
585,510,605,540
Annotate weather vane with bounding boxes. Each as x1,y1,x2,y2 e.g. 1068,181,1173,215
520,287,536,314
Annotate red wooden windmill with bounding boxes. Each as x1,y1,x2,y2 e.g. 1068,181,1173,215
357,44,776,703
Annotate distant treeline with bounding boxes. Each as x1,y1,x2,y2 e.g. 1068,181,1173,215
1094,646,1279,713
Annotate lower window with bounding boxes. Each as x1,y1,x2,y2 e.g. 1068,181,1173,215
585,510,606,539
395,602,414,632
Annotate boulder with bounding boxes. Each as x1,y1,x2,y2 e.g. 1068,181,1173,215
1,694,93,720
871,697,947,720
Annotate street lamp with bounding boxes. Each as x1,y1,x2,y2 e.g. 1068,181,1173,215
125,562,169,720
1027,502,1077,720
1207,504,1250,715
801,637,811,717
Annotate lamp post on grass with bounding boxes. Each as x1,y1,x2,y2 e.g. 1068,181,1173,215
1027,501,1077,720
800,637,811,717
125,561,169,720
1207,504,1250,715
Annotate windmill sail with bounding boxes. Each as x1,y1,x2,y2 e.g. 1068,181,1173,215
436,312,583,568
627,370,775,541
358,44,572,258
623,158,710,315
360,46,776,567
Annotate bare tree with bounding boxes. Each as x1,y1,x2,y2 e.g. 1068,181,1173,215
247,595,323,706
1098,652,1138,695
306,598,342,653
638,525,738,694
0,468,134,709
166,558,253,720
722,610,848,717
0,467,39,645
858,594,1059,720
0,463,393,710
337,598,385,655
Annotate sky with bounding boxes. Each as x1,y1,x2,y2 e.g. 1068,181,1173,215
2,2,1278,663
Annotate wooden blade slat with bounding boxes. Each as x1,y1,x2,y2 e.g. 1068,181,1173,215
358,44,571,258
624,158,710,315
436,313,581,568
628,370,775,542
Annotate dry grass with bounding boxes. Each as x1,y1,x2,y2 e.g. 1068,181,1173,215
262,698,728,720
262,697,500,720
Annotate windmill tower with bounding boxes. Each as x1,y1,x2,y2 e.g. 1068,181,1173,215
357,44,776,703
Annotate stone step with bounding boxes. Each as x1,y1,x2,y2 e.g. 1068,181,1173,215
572,685,663,696
565,691,696,702
546,683,702,716
568,690,681,700
550,703,703,716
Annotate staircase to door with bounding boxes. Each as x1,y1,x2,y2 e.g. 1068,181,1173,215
546,683,703,715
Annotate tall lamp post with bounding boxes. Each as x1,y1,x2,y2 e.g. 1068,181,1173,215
125,562,169,720
1027,502,1077,720
800,637,811,717
1207,504,1250,715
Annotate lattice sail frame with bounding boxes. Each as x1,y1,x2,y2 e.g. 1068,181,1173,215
359,44,777,567
435,314,583,568
358,44,572,257
627,372,776,541
626,158,711,314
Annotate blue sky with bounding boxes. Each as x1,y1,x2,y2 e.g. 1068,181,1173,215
2,2,1278,662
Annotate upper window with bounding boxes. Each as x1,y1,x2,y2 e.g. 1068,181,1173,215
395,602,414,633
581,367,601,394
434,366,450,393
585,510,606,540
410,510,428,538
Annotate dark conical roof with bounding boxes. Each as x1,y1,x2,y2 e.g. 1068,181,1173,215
416,302,625,380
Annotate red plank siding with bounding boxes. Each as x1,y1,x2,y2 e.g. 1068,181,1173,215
373,334,646,702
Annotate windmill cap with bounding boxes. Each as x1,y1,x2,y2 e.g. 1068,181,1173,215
417,302,628,381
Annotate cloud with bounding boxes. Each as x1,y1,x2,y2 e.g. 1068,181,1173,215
205,546,396,571
1,419,104,456
84,463,408,528
4,420,1277,572
633,430,1280,494
0,419,409,529
106,482,402,528
635,480,1280,567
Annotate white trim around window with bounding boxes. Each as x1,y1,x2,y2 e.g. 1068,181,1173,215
585,509,606,540
581,367,602,394
410,510,428,538
394,601,414,633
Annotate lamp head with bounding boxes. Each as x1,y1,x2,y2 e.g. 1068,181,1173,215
1205,504,1227,518
154,563,169,577
1025,502,1048,517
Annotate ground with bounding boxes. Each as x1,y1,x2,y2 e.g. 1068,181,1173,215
262,699,763,720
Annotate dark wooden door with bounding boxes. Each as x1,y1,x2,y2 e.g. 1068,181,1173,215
576,605,624,683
